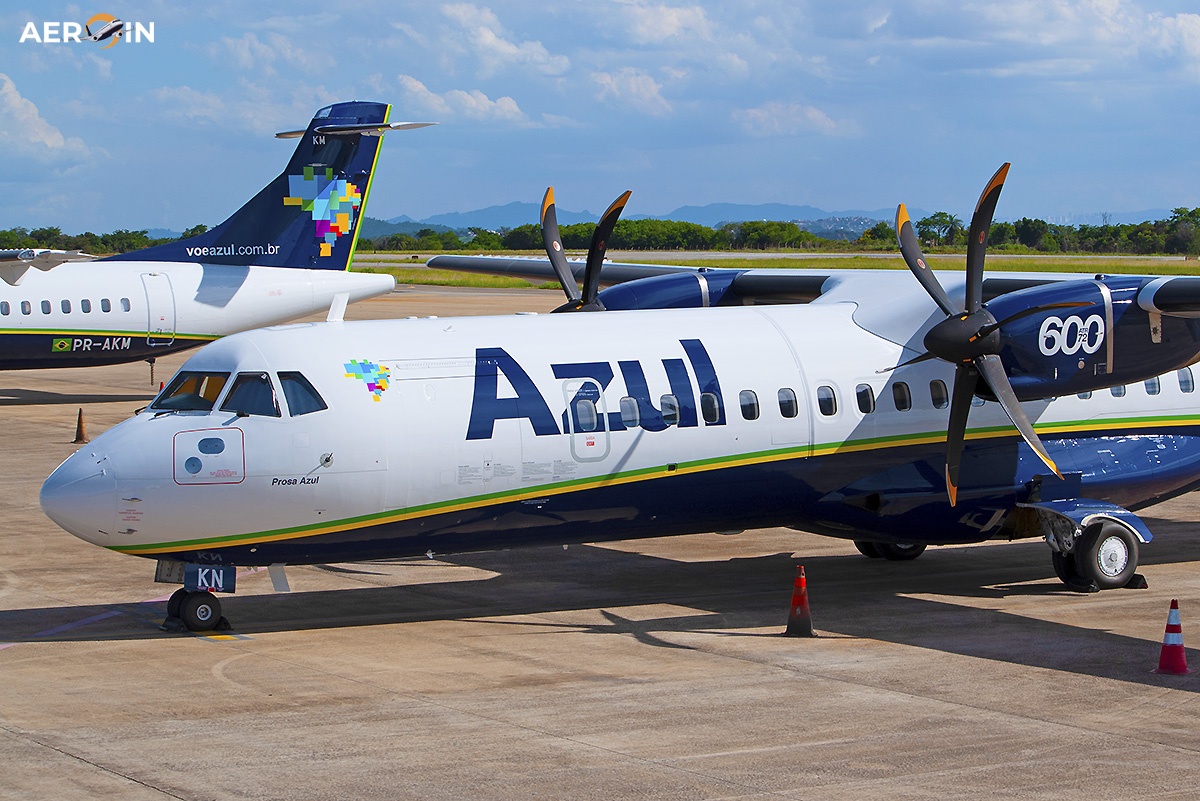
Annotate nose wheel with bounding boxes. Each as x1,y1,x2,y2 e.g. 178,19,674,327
163,588,231,632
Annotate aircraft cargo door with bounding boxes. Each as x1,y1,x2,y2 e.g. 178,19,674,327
141,272,176,346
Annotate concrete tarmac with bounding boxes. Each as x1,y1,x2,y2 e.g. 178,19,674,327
2,286,1199,800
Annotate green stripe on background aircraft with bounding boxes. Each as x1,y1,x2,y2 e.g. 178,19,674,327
0,101,431,371
41,165,1200,632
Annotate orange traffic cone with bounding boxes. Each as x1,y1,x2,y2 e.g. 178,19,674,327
783,565,815,637
1153,599,1190,675
72,408,89,444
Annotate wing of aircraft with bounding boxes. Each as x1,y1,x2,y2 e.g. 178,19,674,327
40,165,1200,632
0,248,94,286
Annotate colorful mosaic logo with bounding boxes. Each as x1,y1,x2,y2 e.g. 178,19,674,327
344,359,389,401
283,167,362,257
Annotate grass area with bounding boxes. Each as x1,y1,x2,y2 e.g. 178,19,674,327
356,265,558,289
353,253,1200,286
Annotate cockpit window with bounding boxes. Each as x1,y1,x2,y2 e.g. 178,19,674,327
220,372,281,417
150,372,230,412
278,371,328,416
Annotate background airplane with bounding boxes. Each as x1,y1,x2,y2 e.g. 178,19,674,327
39,166,1200,631
0,100,434,371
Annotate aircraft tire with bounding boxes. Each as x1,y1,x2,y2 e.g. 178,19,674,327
179,591,223,632
166,587,189,618
1074,523,1137,590
874,542,927,561
1050,550,1080,585
854,540,882,558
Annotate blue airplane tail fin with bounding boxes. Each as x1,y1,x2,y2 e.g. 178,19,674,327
108,101,425,271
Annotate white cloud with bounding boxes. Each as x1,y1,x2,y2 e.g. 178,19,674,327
397,75,530,124
0,74,91,164
209,32,334,76
593,68,672,116
740,100,842,137
440,4,569,76
150,86,226,122
619,2,713,44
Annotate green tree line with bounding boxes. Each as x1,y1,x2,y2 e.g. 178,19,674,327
5,208,1199,255
858,208,1200,255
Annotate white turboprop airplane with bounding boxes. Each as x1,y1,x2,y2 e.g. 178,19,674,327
0,101,431,371
40,166,1200,631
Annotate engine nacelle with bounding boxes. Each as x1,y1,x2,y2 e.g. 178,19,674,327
595,270,742,311
986,276,1200,400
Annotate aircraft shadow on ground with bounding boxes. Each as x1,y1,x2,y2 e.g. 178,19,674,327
4,530,1199,691
0,387,155,406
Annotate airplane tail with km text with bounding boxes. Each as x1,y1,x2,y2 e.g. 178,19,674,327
106,101,433,271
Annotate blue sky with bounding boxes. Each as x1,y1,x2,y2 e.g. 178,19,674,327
3,1,1200,233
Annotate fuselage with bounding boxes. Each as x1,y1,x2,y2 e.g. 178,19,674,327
40,290,1200,566
0,260,393,369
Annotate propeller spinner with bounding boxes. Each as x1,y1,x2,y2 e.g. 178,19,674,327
895,163,1062,505
540,187,631,312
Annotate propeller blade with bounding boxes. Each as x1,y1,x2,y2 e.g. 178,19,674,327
975,353,1063,480
944,363,980,507
896,204,959,317
964,163,1010,313
540,187,581,304
579,190,631,310
876,350,939,374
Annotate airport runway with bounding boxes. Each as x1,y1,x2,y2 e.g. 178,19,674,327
2,286,1199,800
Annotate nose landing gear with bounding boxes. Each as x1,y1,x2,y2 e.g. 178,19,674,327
163,588,231,632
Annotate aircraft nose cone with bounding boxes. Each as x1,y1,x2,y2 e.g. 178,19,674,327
40,450,116,546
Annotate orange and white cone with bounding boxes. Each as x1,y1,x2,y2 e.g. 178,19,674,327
783,565,815,637
1153,599,1190,675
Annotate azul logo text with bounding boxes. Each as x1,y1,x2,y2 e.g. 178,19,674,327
467,339,726,440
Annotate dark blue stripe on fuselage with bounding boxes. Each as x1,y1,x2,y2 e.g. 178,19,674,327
0,332,209,370
145,424,1200,567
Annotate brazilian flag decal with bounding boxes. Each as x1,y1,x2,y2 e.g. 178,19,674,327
52,338,73,353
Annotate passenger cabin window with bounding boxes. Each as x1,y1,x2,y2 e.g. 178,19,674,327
278,372,328,416
100,298,112,313
151,372,231,412
20,301,31,315
1111,385,1127,398
817,385,837,416
0,301,8,315
971,395,985,407
856,384,875,414
61,299,71,314
40,300,51,314
220,372,281,417
778,388,798,419
1145,376,1161,395
893,382,912,412
930,380,949,410
1078,391,1092,400
120,297,131,312
81,299,91,313
660,394,680,426
739,390,759,421
619,396,640,428
1180,368,1195,393
700,392,721,424
574,397,598,432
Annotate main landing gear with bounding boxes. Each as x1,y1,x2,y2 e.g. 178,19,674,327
163,588,232,632
854,540,927,561
1048,521,1146,593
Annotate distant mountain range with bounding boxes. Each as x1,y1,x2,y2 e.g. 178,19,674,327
378,201,912,232
151,204,1182,245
